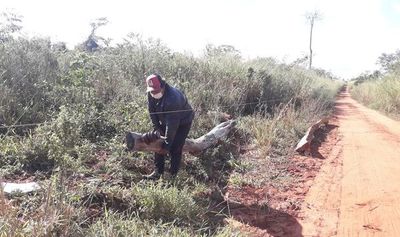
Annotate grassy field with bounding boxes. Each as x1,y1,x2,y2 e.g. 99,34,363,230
351,74,400,118
0,29,342,235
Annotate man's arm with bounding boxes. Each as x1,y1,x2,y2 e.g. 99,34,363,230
148,94,161,131
164,115,179,151
162,101,181,151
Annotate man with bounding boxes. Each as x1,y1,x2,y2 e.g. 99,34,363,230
143,74,194,180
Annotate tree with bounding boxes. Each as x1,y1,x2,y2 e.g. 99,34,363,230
82,17,109,52
0,11,23,43
305,11,322,69
352,70,382,85
205,44,241,58
377,50,400,73
289,54,309,68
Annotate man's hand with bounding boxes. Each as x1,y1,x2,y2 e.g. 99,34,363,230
154,128,165,137
141,131,161,144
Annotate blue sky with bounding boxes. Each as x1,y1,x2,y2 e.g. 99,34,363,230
1,0,400,79
382,0,400,26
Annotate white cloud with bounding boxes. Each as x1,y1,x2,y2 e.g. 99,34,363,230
1,0,399,79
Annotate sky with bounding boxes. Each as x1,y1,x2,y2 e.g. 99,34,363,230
1,0,400,79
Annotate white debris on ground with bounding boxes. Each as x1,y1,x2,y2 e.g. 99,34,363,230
1,182,41,194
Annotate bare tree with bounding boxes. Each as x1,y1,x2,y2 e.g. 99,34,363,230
305,11,322,69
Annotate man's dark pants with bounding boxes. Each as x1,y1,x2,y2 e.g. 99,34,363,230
154,122,192,175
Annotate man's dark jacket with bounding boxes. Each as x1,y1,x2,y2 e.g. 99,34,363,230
148,83,194,150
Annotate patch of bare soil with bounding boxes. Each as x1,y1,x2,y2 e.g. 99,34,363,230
226,118,340,236
299,89,400,237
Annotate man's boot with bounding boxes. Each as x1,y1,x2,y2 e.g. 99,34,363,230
142,170,162,180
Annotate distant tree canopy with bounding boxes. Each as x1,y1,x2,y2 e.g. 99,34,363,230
352,49,400,85
314,68,336,80
377,50,400,73
82,17,109,52
352,70,382,85
205,44,241,58
290,55,309,68
0,11,22,42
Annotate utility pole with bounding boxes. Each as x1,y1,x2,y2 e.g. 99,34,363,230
305,11,321,70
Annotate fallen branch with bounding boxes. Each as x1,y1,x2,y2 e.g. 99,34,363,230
126,120,236,156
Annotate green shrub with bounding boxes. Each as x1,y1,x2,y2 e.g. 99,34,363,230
87,213,195,237
0,37,60,133
132,182,204,226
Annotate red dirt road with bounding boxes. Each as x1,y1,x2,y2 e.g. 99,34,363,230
300,89,400,236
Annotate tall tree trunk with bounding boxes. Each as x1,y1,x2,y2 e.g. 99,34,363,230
309,20,314,70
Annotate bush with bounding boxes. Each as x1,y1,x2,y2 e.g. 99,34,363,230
132,182,204,226
0,37,60,133
87,213,194,237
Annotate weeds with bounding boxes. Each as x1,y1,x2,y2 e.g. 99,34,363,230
0,19,341,236
132,182,204,226
352,75,400,117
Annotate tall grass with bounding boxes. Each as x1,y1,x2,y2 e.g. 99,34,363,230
0,27,341,235
352,73,400,117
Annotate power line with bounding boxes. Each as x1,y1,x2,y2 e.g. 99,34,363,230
149,97,286,115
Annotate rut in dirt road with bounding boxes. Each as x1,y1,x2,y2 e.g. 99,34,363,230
300,89,400,237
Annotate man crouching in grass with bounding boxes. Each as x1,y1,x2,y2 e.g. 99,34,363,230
142,74,194,180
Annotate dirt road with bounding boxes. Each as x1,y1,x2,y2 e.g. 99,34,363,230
300,89,400,236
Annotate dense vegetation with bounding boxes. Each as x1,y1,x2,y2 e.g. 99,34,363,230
351,50,400,118
0,15,341,236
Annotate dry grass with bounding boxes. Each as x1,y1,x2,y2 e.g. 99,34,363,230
352,75,400,118
0,24,342,236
